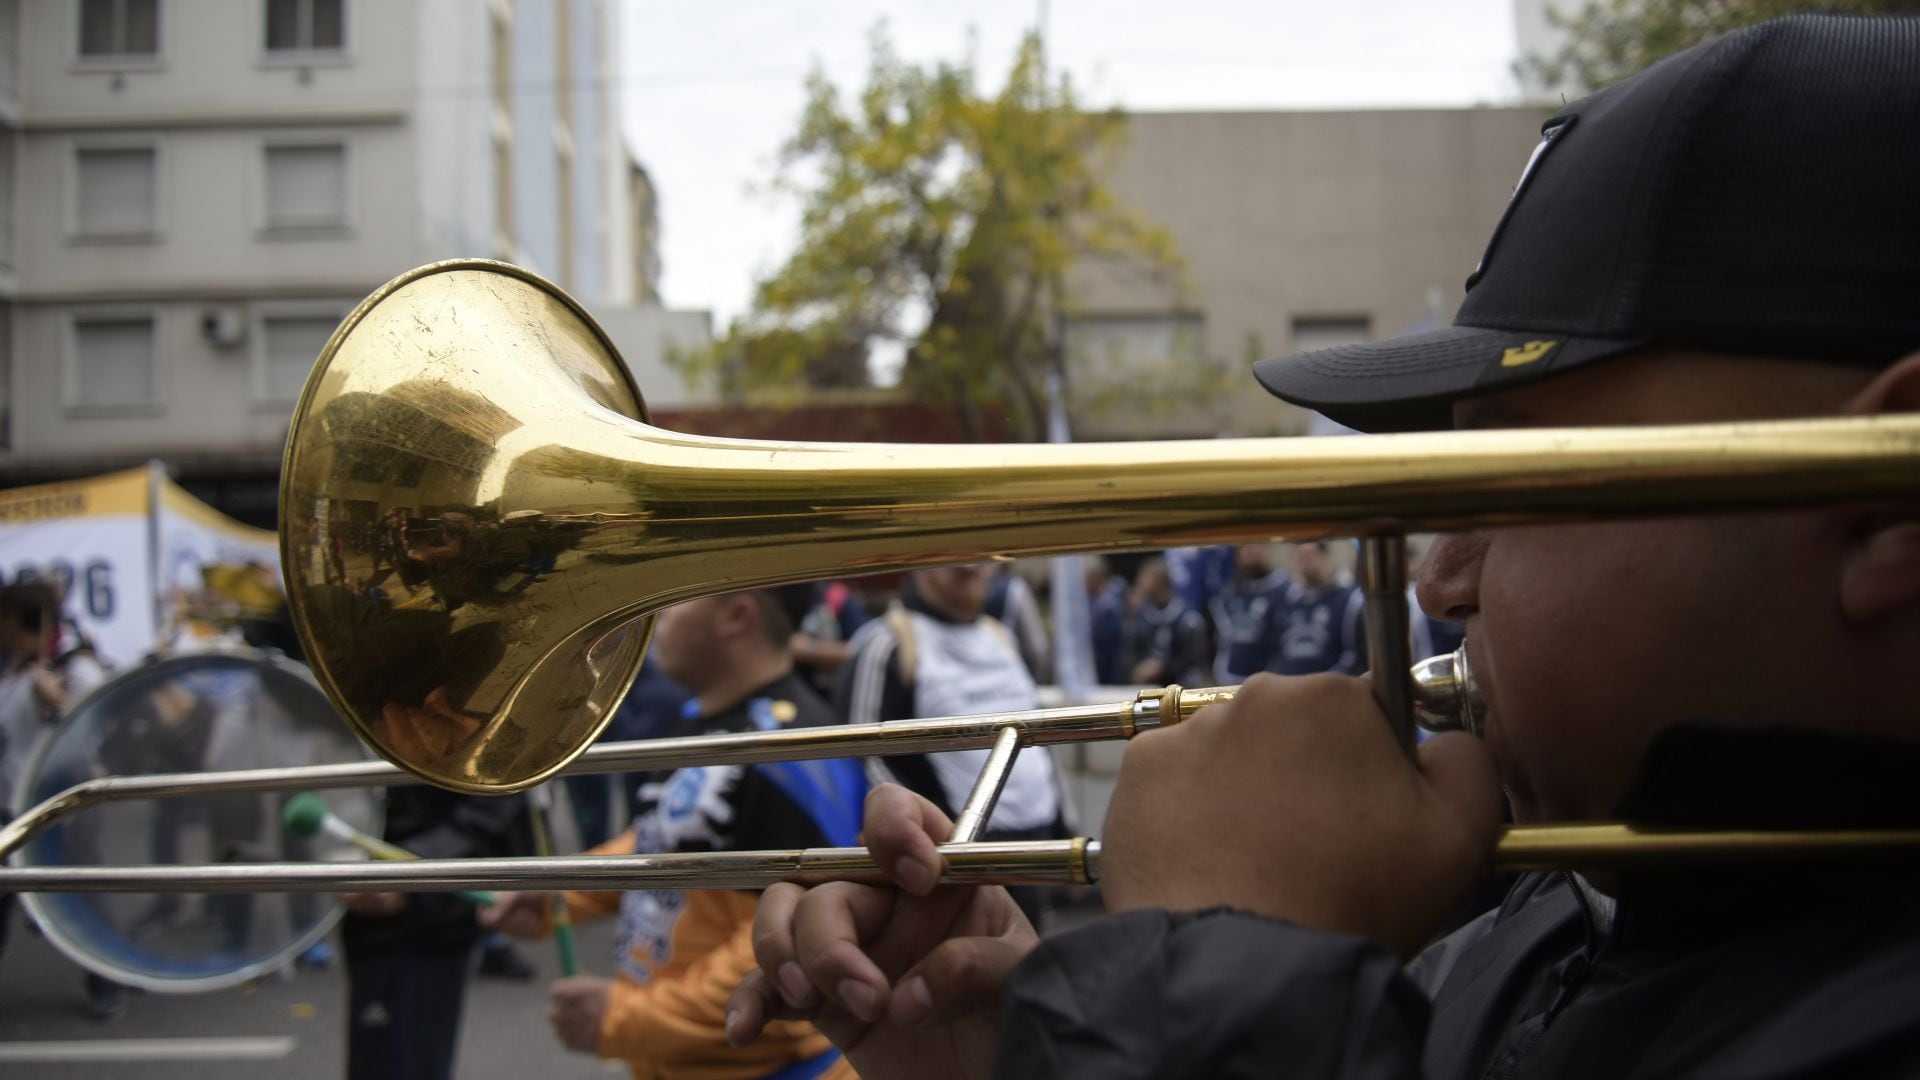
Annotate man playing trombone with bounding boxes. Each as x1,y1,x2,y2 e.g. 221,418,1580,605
727,15,1920,1078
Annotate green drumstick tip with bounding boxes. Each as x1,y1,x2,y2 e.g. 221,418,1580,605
282,793,332,838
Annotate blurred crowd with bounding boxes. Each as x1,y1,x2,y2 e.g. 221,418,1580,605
783,539,1466,698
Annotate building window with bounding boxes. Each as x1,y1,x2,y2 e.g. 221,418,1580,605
265,0,343,52
256,310,341,404
68,312,159,411
1066,313,1208,373
72,144,159,240
78,0,159,60
264,141,348,231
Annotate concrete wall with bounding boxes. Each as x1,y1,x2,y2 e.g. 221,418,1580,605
1065,107,1550,439
415,0,497,263
568,0,605,304
509,0,560,281
595,2,634,306
593,304,713,411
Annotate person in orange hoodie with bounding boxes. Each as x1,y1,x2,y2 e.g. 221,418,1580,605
487,584,865,1080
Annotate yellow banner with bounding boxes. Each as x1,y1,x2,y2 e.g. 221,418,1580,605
0,467,149,525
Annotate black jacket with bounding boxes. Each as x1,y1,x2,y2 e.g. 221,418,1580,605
993,726,1920,1079
341,784,532,952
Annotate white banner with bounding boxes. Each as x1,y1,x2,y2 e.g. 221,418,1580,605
0,467,156,667
0,466,284,668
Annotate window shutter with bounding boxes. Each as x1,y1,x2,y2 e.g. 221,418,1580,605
73,317,157,408
76,147,157,237
265,144,346,228
263,315,337,401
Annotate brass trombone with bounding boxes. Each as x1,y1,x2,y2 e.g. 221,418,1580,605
7,258,1920,907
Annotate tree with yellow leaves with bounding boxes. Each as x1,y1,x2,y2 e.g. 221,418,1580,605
681,28,1182,442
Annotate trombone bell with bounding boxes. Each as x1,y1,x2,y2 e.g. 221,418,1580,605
283,262,656,794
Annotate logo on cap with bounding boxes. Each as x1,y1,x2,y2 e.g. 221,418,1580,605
1500,340,1559,367
1466,116,1574,291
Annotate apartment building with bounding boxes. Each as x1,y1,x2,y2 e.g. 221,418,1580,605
0,0,700,525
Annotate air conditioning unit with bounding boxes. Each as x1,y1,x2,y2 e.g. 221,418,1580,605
201,305,248,350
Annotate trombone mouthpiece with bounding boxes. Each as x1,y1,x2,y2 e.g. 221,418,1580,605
1411,646,1483,737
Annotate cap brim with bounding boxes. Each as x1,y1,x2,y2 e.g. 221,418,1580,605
1252,325,1645,432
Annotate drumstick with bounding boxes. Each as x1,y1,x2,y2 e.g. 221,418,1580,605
526,785,579,977
282,793,495,907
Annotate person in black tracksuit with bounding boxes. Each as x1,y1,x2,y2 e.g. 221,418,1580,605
340,786,530,1080
1208,545,1289,684
1084,560,1131,686
1268,541,1365,676
1120,558,1209,687
723,18,1920,1080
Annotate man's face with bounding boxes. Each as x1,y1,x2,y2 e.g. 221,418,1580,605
650,596,723,690
0,615,38,658
1291,544,1332,588
1137,565,1172,607
1235,544,1273,579
915,565,992,621
1416,351,1879,823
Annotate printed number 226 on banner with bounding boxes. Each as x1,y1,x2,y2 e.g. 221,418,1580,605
6,560,116,619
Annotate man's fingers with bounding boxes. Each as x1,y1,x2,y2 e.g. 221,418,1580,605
861,784,952,896
791,882,900,1022
751,884,816,1009
886,935,1033,1029
726,968,799,1048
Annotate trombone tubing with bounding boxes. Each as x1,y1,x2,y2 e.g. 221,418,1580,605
8,827,1920,894
0,687,1234,861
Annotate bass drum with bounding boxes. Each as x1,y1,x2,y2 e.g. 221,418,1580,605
8,648,380,992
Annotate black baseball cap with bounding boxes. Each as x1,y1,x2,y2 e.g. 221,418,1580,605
1252,15,1920,433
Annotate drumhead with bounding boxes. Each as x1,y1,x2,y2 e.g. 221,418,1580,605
9,648,380,993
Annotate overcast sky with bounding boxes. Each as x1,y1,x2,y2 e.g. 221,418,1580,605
619,1,1521,329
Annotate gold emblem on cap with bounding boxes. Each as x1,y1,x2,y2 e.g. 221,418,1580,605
770,700,798,724
1501,340,1559,368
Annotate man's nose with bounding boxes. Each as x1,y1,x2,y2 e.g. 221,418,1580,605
1414,532,1487,622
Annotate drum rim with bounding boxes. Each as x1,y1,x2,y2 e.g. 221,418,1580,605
8,647,378,993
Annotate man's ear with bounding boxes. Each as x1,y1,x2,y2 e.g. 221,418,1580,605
712,593,758,641
1841,350,1920,416
1840,350,1920,623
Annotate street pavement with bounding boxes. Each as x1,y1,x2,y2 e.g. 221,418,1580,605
0,903,624,1079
